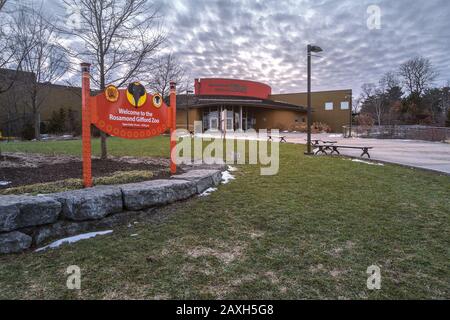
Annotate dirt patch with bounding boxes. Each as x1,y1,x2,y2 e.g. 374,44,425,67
187,245,244,264
264,271,280,285
330,269,347,278
328,240,356,258
0,153,171,189
249,230,265,239
309,263,325,273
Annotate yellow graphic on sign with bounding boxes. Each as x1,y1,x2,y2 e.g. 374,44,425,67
126,82,147,108
105,85,119,102
152,93,163,108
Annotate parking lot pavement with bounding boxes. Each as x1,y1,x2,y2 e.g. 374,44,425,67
285,133,450,175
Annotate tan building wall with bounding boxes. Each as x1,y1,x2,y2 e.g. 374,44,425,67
0,82,82,130
252,108,306,131
176,108,202,131
270,89,352,132
38,84,82,121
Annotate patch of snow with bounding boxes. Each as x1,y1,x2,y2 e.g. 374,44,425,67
329,134,343,138
227,165,238,172
130,234,139,237
351,159,384,166
0,181,11,186
199,187,218,197
221,171,235,184
35,230,113,252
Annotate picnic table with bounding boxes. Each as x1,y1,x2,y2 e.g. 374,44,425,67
308,139,337,147
307,139,338,152
314,144,373,158
268,135,287,143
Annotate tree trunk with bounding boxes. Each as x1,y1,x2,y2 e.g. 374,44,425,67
99,61,108,159
100,132,107,159
34,111,40,140
32,85,40,140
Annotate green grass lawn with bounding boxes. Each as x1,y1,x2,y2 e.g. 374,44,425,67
0,136,170,157
0,138,449,299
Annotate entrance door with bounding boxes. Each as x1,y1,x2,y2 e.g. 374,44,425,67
210,117,219,130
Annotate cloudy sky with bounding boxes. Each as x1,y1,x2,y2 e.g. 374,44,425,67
44,0,450,96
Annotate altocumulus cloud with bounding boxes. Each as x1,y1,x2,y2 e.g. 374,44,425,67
45,0,450,96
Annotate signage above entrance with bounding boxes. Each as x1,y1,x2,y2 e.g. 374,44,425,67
194,78,272,99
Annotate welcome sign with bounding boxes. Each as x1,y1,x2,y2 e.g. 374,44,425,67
81,63,177,187
90,83,168,139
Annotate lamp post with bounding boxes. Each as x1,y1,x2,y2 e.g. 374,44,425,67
305,44,323,155
186,90,193,131
345,94,353,138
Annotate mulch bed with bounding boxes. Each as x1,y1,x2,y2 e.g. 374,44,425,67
0,155,169,189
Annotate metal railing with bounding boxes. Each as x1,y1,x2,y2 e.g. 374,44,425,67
343,125,450,142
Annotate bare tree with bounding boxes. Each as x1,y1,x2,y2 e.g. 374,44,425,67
379,71,404,124
11,4,69,140
422,85,450,125
148,53,185,98
379,71,400,92
0,0,36,95
372,88,386,126
359,83,388,126
0,0,7,11
60,0,166,159
399,56,437,96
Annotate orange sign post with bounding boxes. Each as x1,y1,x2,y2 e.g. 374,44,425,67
80,63,177,188
169,81,177,174
81,63,92,187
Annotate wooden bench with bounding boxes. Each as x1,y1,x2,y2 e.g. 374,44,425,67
315,145,373,158
268,135,287,143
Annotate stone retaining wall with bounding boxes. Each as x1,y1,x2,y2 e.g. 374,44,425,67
0,169,223,254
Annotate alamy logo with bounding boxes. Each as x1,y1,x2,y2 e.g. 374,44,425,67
66,265,81,290
366,265,381,290
173,122,280,176
366,5,381,30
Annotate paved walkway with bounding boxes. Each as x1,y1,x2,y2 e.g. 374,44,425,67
284,133,450,175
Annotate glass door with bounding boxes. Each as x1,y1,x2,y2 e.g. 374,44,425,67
210,117,218,130
226,109,234,131
234,109,241,131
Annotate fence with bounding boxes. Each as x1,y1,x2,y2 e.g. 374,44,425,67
343,125,450,142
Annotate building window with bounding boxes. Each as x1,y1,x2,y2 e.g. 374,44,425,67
203,111,209,130
325,102,333,111
340,101,349,110
226,118,233,130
